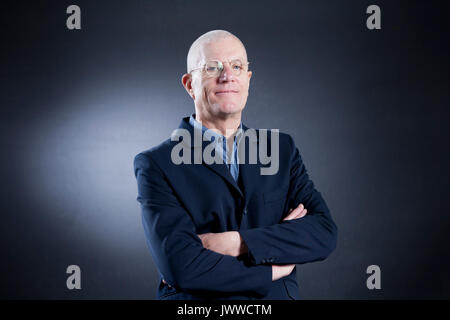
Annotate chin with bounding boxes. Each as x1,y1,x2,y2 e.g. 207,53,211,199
215,102,243,115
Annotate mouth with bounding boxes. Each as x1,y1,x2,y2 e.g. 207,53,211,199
215,90,239,95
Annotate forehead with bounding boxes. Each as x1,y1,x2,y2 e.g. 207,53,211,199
198,37,247,63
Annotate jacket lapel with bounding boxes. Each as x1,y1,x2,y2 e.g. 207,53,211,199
178,117,244,198
238,124,261,207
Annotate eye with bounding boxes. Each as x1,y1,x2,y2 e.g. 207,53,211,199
206,66,218,72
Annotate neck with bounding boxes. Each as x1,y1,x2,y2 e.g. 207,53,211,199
195,110,242,139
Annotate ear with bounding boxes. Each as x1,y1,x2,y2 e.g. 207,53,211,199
247,70,252,81
181,73,195,100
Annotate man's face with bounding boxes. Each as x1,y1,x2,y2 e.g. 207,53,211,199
190,37,252,117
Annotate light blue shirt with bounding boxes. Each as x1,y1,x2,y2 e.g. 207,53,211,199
189,114,242,182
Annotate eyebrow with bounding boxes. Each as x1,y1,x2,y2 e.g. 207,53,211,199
204,57,245,63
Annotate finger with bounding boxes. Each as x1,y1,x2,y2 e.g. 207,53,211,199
283,209,297,221
298,208,307,218
284,206,308,221
283,205,303,221
292,208,307,219
290,210,304,220
288,204,304,218
198,233,209,240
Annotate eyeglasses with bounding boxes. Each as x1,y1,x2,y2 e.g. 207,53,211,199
189,59,250,77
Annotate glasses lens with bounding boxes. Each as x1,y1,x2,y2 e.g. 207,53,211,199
203,60,246,77
230,60,244,75
205,61,222,76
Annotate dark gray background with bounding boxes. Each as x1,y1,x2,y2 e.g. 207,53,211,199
1,0,449,299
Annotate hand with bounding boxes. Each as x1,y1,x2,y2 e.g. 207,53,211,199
270,204,305,280
272,264,295,281
283,203,307,221
198,231,248,257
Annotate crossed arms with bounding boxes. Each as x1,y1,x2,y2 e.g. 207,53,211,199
134,135,337,297
196,203,309,283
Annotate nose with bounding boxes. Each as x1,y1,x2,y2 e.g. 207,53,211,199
218,62,234,82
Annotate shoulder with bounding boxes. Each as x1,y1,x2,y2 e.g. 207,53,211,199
133,138,176,173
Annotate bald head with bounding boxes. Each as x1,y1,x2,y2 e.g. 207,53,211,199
187,30,248,73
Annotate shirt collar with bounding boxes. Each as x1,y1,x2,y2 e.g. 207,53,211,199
189,113,243,142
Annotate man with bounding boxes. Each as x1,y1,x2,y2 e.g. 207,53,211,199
134,30,337,300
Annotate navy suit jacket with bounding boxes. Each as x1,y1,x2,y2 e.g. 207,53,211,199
133,116,337,300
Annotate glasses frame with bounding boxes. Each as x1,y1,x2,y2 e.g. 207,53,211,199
189,59,251,77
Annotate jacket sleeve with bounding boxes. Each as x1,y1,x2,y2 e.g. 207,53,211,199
134,152,272,296
239,135,338,265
